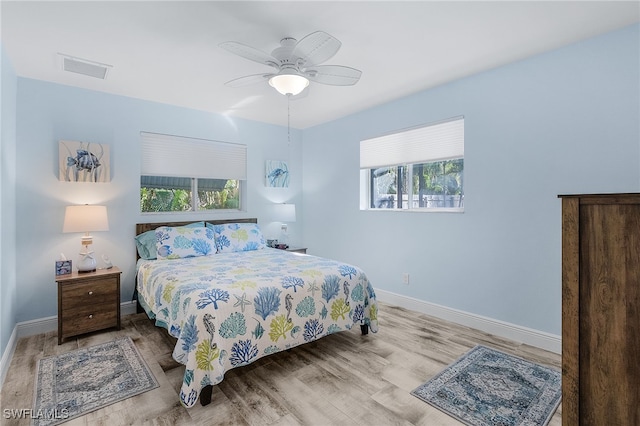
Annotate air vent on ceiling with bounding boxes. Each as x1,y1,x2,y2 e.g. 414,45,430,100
59,54,112,79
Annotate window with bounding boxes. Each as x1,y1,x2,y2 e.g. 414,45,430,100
140,132,246,213
360,116,464,211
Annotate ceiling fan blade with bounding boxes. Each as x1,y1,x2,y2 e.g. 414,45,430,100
219,41,279,68
291,31,341,67
224,73,274,88
305,65,362,86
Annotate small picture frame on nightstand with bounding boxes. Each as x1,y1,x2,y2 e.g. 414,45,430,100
55,260,72,276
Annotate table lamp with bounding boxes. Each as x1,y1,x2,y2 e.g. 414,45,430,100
273,203,296,246
62,205,109,272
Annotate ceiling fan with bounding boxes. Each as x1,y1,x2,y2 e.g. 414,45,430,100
219,31,362,96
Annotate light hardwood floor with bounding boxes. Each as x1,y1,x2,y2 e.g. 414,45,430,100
1,302,561,425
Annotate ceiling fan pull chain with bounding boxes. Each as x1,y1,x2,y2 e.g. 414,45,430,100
287,94,291,148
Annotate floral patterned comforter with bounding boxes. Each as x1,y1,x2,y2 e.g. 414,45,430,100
136,248,379,407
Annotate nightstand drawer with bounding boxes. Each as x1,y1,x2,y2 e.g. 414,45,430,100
61,307,118,337
60,279,118,307
61,297,117,320
56,267,121,344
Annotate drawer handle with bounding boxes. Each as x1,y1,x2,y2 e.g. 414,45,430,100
88,291,94,295
88,314,93,319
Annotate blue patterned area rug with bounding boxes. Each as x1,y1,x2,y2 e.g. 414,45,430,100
411,345,561,426
33,337,158,426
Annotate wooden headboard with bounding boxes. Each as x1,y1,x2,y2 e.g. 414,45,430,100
135,217,257,236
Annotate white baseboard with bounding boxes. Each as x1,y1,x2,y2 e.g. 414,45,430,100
0,326,18,388
121,300,138,316
0,301,138,389
13,301,138,339
376,289,561,354
3,295,560,389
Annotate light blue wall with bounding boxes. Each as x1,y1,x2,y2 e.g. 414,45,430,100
14,79,302,323
6,23,640,340
1,46,18,357
302,24,640,336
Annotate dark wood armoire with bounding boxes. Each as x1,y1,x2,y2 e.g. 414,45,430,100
559,193,640,425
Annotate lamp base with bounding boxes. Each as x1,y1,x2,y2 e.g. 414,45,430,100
77,252,97,273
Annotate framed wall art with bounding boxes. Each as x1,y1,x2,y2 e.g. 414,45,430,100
266,160,290,188
59,140,110,182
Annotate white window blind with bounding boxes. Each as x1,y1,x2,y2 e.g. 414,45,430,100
360,116,464,169
140,132,247,180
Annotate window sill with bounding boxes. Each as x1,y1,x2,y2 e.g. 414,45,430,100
360,207,464,213
141,208,245,215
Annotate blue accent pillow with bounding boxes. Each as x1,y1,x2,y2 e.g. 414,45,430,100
135,221,204,260
206,222,266,253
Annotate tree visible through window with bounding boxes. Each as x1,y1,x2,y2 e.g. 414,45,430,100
197,179,240,210
369,160,463,209
140,177,240,213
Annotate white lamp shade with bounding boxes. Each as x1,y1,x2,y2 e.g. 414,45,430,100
273,203,296,223
62,205,109,233
269,74,309,96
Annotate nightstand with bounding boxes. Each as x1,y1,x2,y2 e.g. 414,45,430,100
56,267,121,344
286,247,307,254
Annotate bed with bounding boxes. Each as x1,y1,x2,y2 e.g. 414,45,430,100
135,218,379,407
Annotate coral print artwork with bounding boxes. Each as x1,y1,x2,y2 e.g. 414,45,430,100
59,140,110,182
266,160,289,188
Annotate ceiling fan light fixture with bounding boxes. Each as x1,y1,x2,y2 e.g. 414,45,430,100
269,73,309,96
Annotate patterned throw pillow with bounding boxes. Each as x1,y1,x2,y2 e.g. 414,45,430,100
207,222,266,253
135,222,204,260
155,225,215,260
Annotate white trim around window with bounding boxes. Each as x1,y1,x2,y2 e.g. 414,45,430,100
359,116,464,212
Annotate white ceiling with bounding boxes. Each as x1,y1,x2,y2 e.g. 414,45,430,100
2,1,639,129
